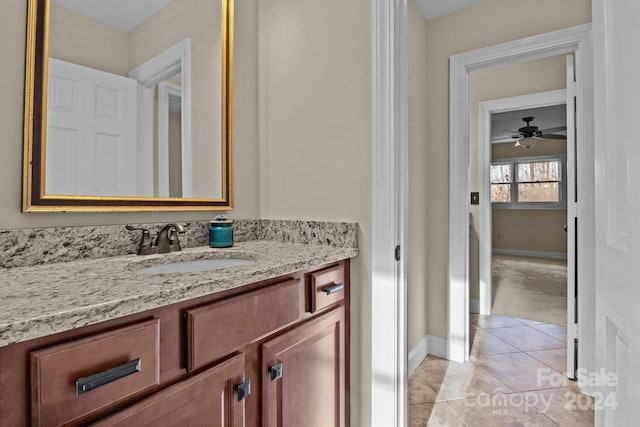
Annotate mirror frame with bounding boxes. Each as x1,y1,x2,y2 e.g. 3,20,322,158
22,0,234,212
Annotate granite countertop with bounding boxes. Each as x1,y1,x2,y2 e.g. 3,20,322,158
0,241,358,347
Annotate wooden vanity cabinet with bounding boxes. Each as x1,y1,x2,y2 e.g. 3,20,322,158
0,259,349,427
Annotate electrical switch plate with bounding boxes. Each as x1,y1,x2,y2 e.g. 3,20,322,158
470,192,479,205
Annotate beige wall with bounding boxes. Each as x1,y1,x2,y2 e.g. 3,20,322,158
232,0,260,217
408,1,430,351
257,1,371,424
491,138,568,159
492,209,568,253
168,111,182,197
0,0,259,228
421,0,591,339
49,3,129,76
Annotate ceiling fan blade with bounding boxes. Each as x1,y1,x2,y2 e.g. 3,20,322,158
491,137,519,143
539,126,566,133
538,134,567,139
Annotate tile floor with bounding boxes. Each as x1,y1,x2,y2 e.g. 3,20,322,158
408,314,594,426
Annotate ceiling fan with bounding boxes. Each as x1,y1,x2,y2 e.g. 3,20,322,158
491,116,567,148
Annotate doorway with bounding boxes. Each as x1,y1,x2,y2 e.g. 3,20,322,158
447,26,594,380
477,87,578,377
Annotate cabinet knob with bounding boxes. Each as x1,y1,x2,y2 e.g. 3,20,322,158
270,363,283,381
237,379,251,401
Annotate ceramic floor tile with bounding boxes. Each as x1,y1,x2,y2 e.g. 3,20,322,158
418,355,511,401
527,347,568,375
471,313,480,326
486,325,566,351
531,323,568,341
408,370,439,404
408,402,463,426
470,327,520,356
474,314,525,329
409,314,593,426
473,352,567,392
514,317,548,326
446,395,558,426
525,386,595,426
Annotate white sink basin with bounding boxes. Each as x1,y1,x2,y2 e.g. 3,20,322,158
138,258,255,274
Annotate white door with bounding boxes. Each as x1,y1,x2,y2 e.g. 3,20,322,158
46,58,138,196
593,0,640,425
565,54,578,379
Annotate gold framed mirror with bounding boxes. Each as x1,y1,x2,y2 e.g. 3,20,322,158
23,0,234,212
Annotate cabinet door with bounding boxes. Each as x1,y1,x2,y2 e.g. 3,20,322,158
91,353,247,427
262,307,345,427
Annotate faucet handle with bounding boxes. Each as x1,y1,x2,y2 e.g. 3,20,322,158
168,226,185,252
126,225,154,255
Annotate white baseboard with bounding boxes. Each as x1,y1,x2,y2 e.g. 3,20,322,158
492,248,567,260
408,335,449,376
428,335,448,359
470,298,480,313
408,335,429,376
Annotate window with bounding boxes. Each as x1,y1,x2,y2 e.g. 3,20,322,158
490,162,512,203
491,155,566,209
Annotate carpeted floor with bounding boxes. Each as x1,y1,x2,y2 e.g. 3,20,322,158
491,254,567,326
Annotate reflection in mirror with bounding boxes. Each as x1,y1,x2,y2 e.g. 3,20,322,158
23,0,233,211
127,37,193,198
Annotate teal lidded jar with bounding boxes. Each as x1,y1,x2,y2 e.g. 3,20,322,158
209,215,234,248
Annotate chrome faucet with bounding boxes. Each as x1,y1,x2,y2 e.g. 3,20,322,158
126,223,187,255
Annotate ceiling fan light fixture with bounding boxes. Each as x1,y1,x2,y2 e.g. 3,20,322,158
492,116,566,147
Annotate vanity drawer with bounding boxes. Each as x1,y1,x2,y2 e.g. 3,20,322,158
306,264,345,313
186,279,302,371
30,319,160,427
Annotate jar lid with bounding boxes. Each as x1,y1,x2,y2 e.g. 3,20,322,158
210,215,233,224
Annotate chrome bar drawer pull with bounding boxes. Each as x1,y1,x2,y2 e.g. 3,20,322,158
323,282,344,295
76,358,141,395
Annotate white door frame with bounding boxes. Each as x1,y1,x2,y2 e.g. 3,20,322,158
371,0,408,426
129,38,192,197
478,88,582,379
448,24,594,365
478,89,567,316
157,82,191,197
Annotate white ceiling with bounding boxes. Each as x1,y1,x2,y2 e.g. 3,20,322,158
413,0,492,21
491,104,567,143
52,0,173,32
